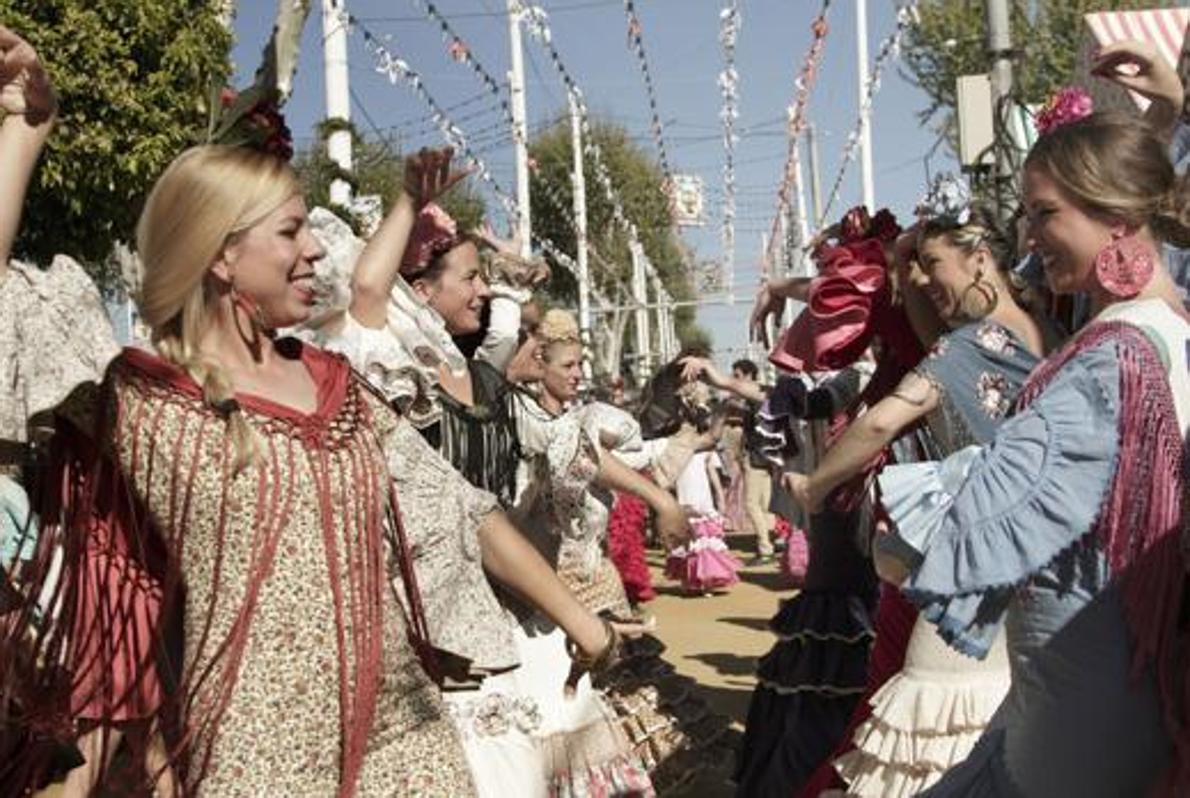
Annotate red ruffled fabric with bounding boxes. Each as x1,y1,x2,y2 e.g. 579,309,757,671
607,491,655,604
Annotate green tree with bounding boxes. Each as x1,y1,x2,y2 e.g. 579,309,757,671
0,1,233,291
527,117,706,354
903,0,1152,126
293,120,486,232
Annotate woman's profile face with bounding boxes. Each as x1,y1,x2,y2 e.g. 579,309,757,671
417,241,491,334
911,235,986,320
542,341,583,403
1023,166,1112,296
222,195,326,329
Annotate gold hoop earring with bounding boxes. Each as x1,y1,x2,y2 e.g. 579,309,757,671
958,271,999,320
229,283,272,336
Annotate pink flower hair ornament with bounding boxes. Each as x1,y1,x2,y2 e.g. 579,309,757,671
1034,87,1094,137
400,203,465,279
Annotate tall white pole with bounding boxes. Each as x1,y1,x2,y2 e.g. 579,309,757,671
855,0,875,210
569,93,593,381
507,0,533,257
630,242,652,384
651,275,667,360
322,0,353,208
806,123,824,228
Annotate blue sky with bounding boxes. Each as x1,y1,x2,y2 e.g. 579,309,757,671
233,0,960,360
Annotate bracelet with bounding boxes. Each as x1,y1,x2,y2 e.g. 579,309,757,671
565,618,621,674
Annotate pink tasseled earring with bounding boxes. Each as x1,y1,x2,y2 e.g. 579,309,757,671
1094,227,1154,299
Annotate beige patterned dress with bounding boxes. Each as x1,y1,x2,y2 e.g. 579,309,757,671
46,343,477,797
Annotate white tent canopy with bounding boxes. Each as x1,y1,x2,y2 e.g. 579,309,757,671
1076,7,1189,113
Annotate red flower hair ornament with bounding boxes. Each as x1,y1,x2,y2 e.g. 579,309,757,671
209,85,295,162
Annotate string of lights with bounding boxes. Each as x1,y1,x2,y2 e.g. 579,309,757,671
763,0,833,273
621,0,673,181
718,0,740,296
353,19,610,304
399,0,631,300
818,2,920,222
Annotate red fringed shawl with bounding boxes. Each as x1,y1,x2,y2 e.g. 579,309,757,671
1014,322,1187,796
0,345,437,797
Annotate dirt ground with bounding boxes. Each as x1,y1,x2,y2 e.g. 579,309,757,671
644,533,795,798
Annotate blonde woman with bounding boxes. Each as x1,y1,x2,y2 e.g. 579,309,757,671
522,310,736,795
0,28,619,798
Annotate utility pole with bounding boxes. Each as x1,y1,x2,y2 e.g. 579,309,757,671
507,0,533,257
569,92,593,381
855,0,875,210
985,0,1016,223
322,0,353,208
630,242,653,384
651,275,670,361
807,123,824,228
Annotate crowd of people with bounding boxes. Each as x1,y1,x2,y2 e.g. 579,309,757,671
1,17,1190,798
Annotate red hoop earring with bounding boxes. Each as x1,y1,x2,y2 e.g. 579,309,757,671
1094,228,1155,299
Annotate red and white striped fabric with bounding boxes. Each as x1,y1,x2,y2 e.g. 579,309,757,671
1077,7,1189,112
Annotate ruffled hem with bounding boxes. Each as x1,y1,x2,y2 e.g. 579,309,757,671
769,590,874,644
832,671,1009,795
545,732,656,798
664,548,740,592
602,644,733,794
735,685,868,798
756,591,874,695
608,492,655,604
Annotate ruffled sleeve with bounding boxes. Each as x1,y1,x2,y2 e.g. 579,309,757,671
883,342,1122,658
576,402,645,459
474,292,525,373
315,310,444,426
0,258,120,442
378,407,517,676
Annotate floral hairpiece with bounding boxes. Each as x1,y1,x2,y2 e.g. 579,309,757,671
915,172,972,226
208,86,294,161
401,203,464,278
1034,87,1093,136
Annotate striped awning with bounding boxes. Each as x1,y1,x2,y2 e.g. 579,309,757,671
1077,7,1189,111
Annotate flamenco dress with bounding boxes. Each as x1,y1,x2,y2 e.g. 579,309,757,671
827,319,1037,796
735,231,927,798
879,299,1190,796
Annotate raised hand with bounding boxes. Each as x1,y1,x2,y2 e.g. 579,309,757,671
474,220,523,258
749,279,786,348
401,147,472,209
1092,40,1183,112
655,501,692,554
0,27,55,122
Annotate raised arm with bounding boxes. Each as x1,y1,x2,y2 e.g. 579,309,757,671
679,356,767,404
0,27,57,275
786,370,938,513
349,147,470,328
594,448,690,552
